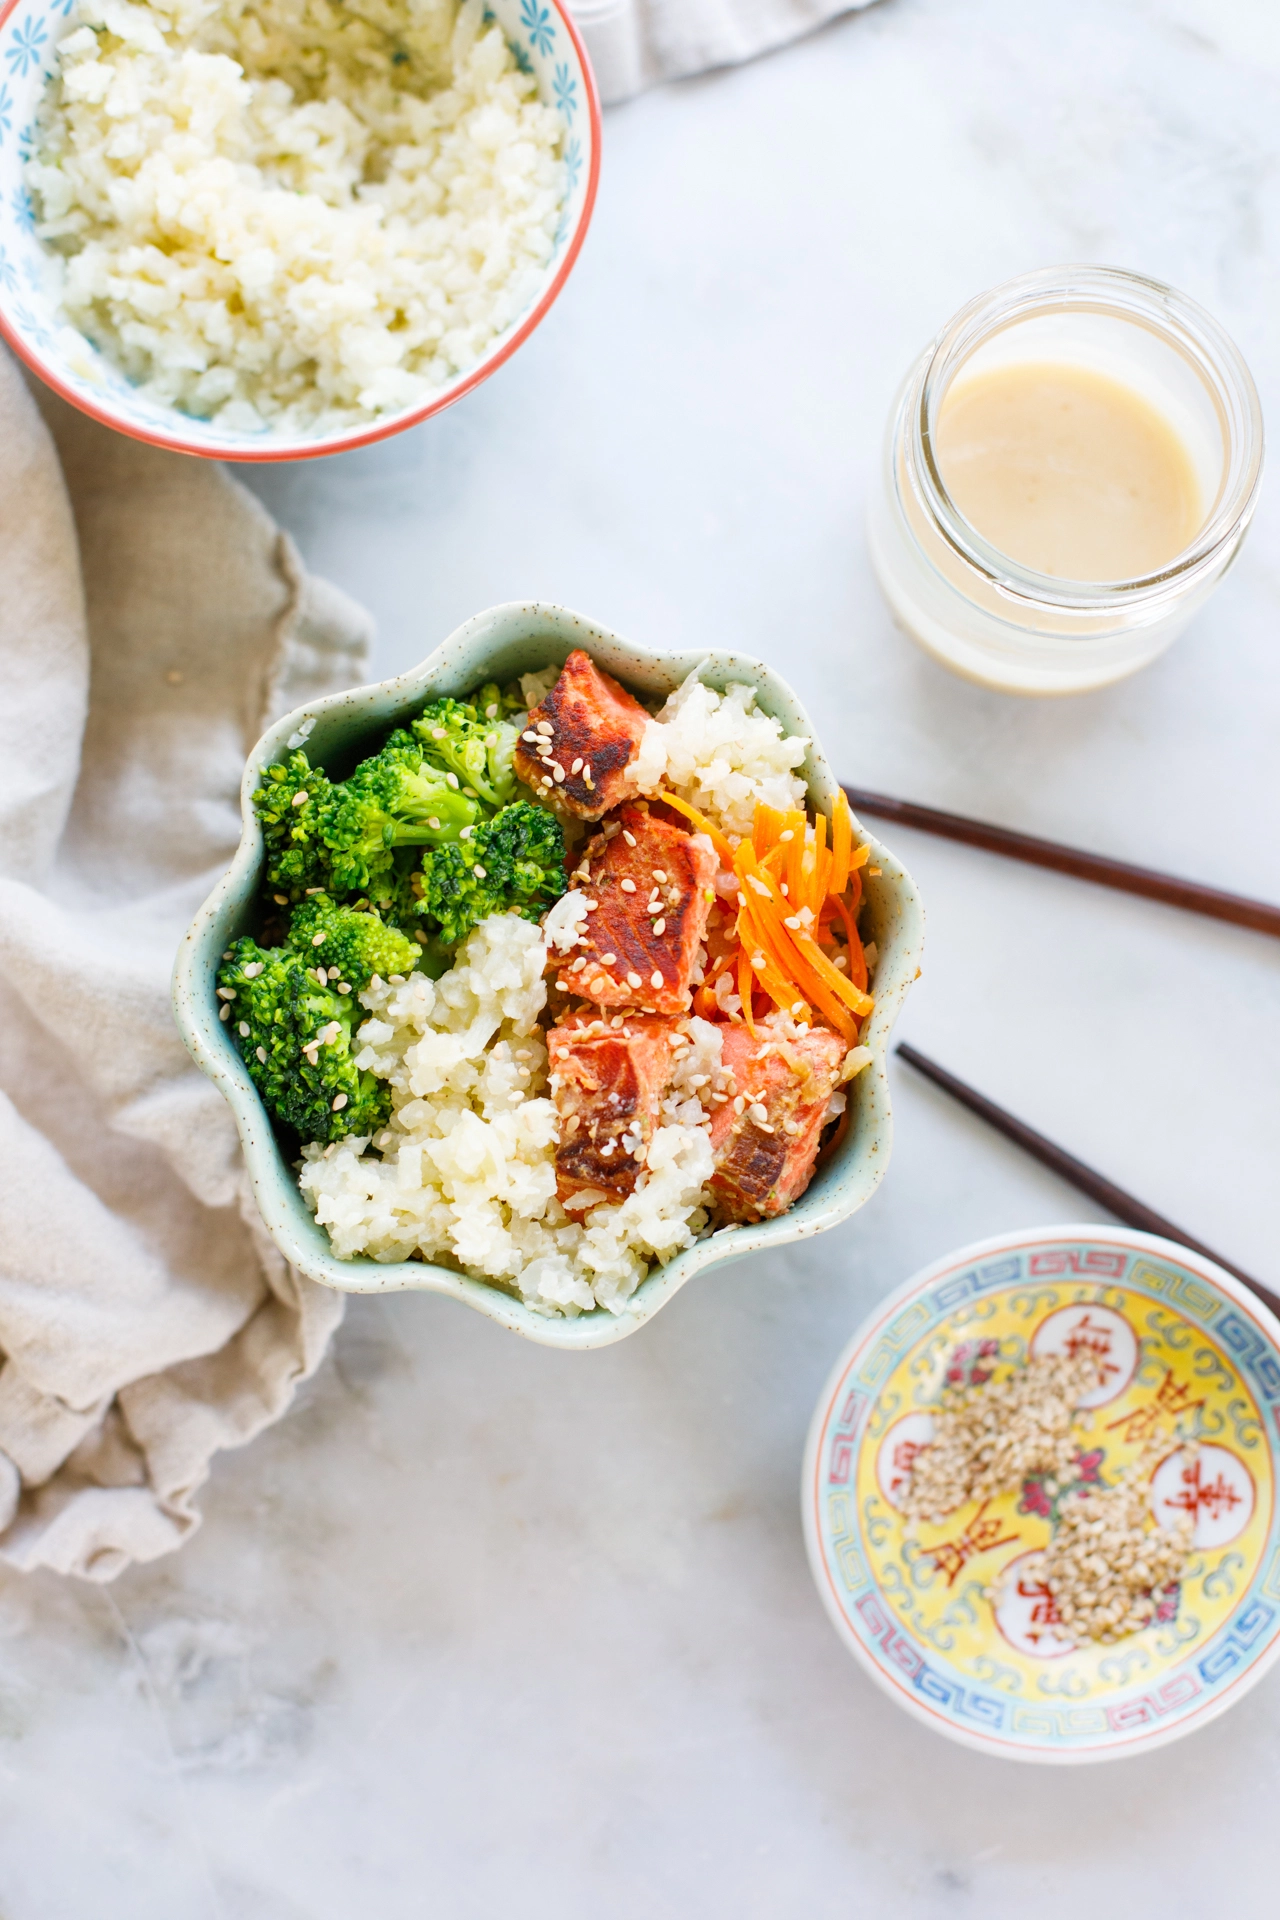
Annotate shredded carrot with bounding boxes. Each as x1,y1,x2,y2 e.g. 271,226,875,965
794,927,874,1018
737,945,758,1035
657,793,874,1045
830,790,853,896
657,791,735,865
830,889,868,994
734,844,857,1040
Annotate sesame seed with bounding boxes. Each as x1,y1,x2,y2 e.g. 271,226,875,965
473,864,487,879
217,987,236,1000
460,825,473,840
238,1021,250,1036
600,952,617,965
748,1102,769,1125
256,1046,267,1062
537,720,554,736
626,972,643,989
522,731,538,743
338,984,351,994
732,1095,745,1114
653,919,666,935
650,970,664,988
291,790,309,807
219,1005,230,1021
620,879,636,893
446,772,459,789
571,758,583,774
611,1014,625,1028
570,955,587,971
652,869,667,883
750,954,767,971
242,961,264,978
553,766,566,783
486,705,499,720
623,831,637,847
332,1094,348,1111
311,932,325,946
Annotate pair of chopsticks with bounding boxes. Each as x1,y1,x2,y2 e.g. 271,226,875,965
842,786,1280,1321
843,787,1280,939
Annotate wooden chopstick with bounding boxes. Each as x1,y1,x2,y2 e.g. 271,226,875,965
843,786,1280,938
895,1041,1280,1323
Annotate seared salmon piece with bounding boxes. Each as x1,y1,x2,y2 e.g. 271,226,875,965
548,1012,680,1205
555,803,717,1016
514,650,654,820
708,1023,847,1221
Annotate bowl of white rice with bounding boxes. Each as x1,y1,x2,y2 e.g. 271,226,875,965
173,601,926,1349
0,0,598,458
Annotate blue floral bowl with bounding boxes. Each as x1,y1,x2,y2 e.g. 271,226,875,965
172,602,926,1350
0,0,599,460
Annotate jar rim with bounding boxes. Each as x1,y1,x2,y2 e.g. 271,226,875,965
908,265,1265,613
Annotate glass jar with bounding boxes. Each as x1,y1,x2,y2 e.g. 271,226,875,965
867,266,1264,695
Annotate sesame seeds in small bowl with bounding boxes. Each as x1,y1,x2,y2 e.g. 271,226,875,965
803,1225,1280,1762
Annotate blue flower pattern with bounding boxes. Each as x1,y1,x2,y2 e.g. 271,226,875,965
11,183,35,233
0,247,17,294
552,60,576,118
0,83,13,144
4,17,47,78
520,0,555,58
563,135,581,194
12,300,51,351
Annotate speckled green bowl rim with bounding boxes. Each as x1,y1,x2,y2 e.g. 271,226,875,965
172,602,925,1348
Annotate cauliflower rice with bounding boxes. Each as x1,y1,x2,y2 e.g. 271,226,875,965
27,0,566,433
296,670,836,1317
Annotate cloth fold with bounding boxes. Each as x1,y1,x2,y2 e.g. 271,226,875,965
0,349,370,1581
567,0,877,105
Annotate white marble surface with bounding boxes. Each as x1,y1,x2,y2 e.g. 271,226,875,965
6,2,1280,1912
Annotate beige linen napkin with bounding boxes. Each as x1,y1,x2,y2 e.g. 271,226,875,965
0,346,370,1581
567,0,879,105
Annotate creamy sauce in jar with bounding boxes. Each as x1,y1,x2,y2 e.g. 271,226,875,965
934,362,1204,581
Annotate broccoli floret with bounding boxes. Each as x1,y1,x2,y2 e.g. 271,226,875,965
253,741,481,903
411,698,520,813
287,894,420,991
218,937,392,1144
253,750,339,898
410,802,566,945
465,678,526,720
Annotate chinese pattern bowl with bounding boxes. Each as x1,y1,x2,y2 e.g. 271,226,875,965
804,1225,1280,1762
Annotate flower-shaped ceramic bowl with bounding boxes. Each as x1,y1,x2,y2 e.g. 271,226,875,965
0,0,599,460
172,602,925,1349
804,1225,1280,1762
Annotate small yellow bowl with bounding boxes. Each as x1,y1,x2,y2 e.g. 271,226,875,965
803,1225,1280,1762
